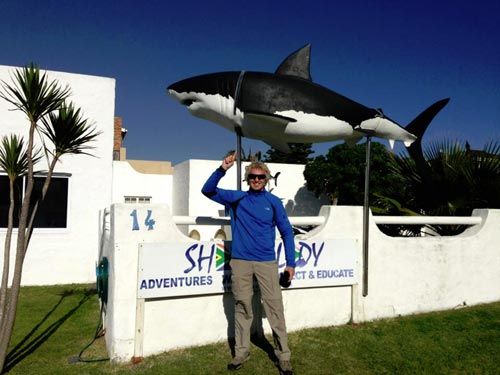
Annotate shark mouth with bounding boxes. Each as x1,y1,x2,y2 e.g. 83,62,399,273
181,98,196,107
168,89,197,108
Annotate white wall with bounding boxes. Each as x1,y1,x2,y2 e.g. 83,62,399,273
112,161,172,205
172,160,189,215
101,204,193,361
347,208,500,321
102,204,500,362
173,159,329,240
0,65,115,285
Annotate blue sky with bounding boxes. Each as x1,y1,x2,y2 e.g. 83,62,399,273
1,0,499,164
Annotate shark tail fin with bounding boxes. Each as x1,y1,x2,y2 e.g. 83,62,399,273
405,98,450,140
405,98,450,172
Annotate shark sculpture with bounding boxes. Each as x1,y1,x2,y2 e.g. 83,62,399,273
167,45,449,153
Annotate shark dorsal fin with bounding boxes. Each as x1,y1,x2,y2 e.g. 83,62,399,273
275,44,312,81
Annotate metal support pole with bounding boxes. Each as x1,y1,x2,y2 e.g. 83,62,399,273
362,136,372,297
233,71,245,191
236,131,242,190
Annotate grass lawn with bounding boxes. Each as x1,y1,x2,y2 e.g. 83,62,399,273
3,284,499,374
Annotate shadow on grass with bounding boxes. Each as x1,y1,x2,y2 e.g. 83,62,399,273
3,288,96,373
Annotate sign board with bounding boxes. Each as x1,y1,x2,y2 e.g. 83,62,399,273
137,239,358,298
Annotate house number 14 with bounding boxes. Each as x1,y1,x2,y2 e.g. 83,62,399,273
130,209,156,231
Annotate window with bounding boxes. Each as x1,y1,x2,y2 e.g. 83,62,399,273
124,196,151,204
29,177,68,228
0,174,69,229
0,175,22,228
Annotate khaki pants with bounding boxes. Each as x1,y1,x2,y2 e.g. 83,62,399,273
230,259,291,361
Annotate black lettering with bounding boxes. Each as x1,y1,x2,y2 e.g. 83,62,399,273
183,244,198,273
198,244,215,272
312,242,324,267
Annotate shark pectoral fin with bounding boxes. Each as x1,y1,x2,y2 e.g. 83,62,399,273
243,112,292,153
265,139,291,153
344,135,363,147
245,111,296,124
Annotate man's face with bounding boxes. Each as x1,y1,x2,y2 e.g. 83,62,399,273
247,168,268,191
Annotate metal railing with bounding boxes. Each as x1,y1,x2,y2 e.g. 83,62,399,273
172,215,482,226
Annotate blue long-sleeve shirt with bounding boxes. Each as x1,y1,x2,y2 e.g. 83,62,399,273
202,167,296,268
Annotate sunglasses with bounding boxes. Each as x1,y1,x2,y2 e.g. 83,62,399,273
248,174,267,181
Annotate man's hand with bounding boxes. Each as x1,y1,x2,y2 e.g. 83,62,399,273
221,151,236,170
285,266,295,281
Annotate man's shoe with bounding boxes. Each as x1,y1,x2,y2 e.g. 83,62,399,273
278,359,294,375
227,353,250,370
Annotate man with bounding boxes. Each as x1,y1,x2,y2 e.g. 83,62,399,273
201,153,295,375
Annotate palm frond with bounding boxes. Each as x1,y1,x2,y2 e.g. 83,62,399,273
0,135,42,180
474,140,500,174
0,63,70,123
372,192,420,216
384,137,500,235
40,102,101,157
389,153,421,184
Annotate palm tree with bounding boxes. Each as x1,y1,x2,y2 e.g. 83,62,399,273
0,136,41,331
0,64,99,371
21,102,101,244
378,139,500,235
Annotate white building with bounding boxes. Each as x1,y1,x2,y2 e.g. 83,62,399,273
0,65,115,285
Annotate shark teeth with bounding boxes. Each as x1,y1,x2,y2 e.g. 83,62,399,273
388,139,395,149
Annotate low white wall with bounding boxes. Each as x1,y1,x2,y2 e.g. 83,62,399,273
348,208,500,321
102,204,500,362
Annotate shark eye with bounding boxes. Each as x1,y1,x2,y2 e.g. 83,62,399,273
181,99,196,106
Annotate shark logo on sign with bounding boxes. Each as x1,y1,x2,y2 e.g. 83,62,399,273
167,44,449,152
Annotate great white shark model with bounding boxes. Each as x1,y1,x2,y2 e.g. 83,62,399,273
168,45,449,153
